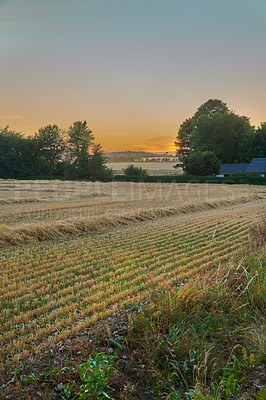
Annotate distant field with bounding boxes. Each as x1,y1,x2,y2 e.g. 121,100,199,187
0,179,265,367
107,161,181,174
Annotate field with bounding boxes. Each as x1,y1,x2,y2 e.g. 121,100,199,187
0,179,265,398
107,161,181,175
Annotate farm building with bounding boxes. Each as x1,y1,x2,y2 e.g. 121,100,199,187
217,158,266,177
246,158,266,177
217,163,249,177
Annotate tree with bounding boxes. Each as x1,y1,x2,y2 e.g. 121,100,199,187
248,123,266,159
0,126,34,178
174,118,193,158
68,121,94,166
182,151,220,176
175,99,253,163
190,113,237,163
33,124,66,175
228,114,254,162
88,144,114,181
123,164,148,176
0,122,114,181
194,98,229,118
175,99,229,158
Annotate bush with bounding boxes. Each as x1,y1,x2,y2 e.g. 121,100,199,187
182,151,221,176
123,164,148,176
88,147,115,181
115,174,266,185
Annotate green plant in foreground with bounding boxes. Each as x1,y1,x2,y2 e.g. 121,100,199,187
20,364,69,385
249,389,266,400
182,348,257,400
61,352,117,400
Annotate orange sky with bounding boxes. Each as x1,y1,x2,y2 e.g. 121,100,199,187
1,1,265,153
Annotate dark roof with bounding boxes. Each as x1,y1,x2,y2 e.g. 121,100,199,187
219,163,249,174
246,158,266,173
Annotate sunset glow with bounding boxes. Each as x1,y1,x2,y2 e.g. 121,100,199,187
1,0,265,152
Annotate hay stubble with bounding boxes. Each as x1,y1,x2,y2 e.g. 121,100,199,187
0,180,265,364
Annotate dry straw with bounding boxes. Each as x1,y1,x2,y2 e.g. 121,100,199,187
0,194,260,247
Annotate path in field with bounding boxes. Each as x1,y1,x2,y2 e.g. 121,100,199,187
0,200,265,363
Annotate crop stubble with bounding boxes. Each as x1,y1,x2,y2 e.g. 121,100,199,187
0,180,265,364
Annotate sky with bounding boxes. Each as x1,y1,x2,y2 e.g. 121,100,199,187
1,0,266,152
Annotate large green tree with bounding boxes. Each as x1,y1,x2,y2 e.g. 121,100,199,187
68,121,94,166
190,112,253,163
0,126,34,178
248,123,266,159
194,99,229,117
0,122,114,181
175,99,253,163
175,99,229,158
33,124,66,175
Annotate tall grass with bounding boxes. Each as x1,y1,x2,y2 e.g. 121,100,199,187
249,218,266,248
125,222,266,398
0,221,264,399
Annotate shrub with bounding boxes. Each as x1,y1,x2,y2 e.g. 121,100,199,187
182,151,221,176
123,164,148,176
114,174,266,185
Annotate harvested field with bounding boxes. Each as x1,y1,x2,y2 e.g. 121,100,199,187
0,179,265,382
107,161,181,175
0,179,265,227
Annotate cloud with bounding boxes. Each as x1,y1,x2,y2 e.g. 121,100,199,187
147,136,174,143
0,115,21,119
119,119,178,122
0,21,31,27
0,0,93,15
0,19,98,32
0,1,100,34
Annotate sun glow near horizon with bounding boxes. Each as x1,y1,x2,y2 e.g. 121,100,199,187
1,117,179,153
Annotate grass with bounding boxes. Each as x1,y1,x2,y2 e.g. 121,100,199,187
124,246,265,398
0,219,265,399
0,203,262,364
249,218,266,248
0,243,264,399
0,180,265,399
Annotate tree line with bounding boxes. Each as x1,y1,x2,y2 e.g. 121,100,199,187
175,99,266,175
0,121,114,180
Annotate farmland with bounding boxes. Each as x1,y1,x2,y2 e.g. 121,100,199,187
0,179,265,398
107,161,181,175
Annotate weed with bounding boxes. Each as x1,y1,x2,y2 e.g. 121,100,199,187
21,364,69,385
250,389,266,400
125,247,265,399
61,352,117,400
